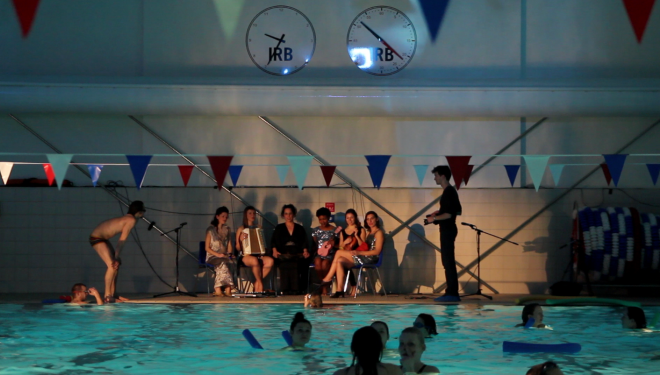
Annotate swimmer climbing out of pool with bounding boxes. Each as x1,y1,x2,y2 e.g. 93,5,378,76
284,312,314,351
398,327,440,374
621,306,647,329
516,303,546,328
69,283,104,305
89,200,145,303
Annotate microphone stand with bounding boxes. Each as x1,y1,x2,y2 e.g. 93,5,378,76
461,223,518,300
154,222,197,298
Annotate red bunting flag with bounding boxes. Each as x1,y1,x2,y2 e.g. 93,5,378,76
601,163,613,186
43,163,55,186
622,0,656,43
463,164,475,186
178,165,194,187
12,0,41,38
445,156,471,190
320,166,336,187
207,156,233,188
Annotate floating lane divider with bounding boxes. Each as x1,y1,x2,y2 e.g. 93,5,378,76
282,330,293,346
515,295,596,305
546,298,641,308
503,341,581,354
242,329,264,349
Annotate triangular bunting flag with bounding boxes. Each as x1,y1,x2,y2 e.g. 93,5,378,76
523,156,550,191
414,165,428,186
12,0,40,38
207,156,233,188
126,155,152,190
445,156,471,190
603,154,628,187
229,165,243,186
213,0,245,40
365,155,391,189
419,0,450,43
43,164,55,186
601,163,613,186
504,165,520,187
275,165,289,184
87,165,104,187
178,165,194,187
463,164,474,186
622,0,656,43
46,154,73,190
0,163,14,185
287,156,314,190
647,164,660,185
320,166,336,187
549,164,565,186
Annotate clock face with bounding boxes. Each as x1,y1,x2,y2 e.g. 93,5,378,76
246,6,316,76
347,6,417,76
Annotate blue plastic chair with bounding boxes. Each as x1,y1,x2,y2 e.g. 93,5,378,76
198,241,215,295
343,250,387,298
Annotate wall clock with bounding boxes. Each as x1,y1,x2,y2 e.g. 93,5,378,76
346,6,417,76
246,6,316,76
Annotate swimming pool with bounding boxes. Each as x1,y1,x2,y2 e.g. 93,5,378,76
0,303,658,374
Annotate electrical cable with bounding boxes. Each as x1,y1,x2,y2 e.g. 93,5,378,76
616,189,660,208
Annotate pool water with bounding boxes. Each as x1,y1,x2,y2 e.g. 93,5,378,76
0,303,659,374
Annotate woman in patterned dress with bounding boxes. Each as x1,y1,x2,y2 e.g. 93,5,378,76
205,206,235,296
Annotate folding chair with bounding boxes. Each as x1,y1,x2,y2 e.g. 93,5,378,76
343,251,387,298
197,242,214,295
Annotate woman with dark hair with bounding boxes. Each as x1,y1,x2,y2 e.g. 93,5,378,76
313,207,340,295
271,204,310,294
236,206,274,293
284,312,313,350
371,321,390,350
516,303,546,328
622,306,647,329
333,326,401,375
413,314,438,338
321,211,384,298
205,206,235,297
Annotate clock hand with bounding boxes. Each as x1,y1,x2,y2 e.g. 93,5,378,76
360,21,403,60
267,33,286,66
265,33,286,43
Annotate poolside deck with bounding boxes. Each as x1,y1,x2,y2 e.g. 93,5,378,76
2,293,659,306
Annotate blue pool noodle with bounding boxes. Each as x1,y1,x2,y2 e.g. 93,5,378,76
282,330,293,346
524,317,536,329
503,341,581,354
242,329,264,349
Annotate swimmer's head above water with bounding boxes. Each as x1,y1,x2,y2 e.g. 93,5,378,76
290,312,312,347
413,313,437,337
522,303,544,327
370,321,389,350
622,307,646,329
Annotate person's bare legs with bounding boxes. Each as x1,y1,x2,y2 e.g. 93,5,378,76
92,242,118,299
334,258,354,293
314,257,332,294
242,255,264,292
261,256,274,290
322,250,354,283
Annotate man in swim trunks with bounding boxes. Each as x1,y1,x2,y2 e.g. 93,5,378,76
89,200,145,302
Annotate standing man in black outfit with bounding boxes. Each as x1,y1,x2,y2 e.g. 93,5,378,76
427,166,462,302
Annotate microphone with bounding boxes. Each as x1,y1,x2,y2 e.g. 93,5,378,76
461,222,476,227
148,221,156,231
180,222,187,227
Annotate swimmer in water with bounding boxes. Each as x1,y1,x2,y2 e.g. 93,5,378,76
413,314,438,338
516,303,546,328
304,293,323,308
69,283,104,305
621,306,647,329
526,361,564,375
398,327,440,374
284,312,314,351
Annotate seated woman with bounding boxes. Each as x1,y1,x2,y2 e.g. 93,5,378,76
321,211,384,298
399,327,440,374
271,204,311,294
205,206,236,297
515,303,546,328
333,326,402,375
284,312,313,351
622,306,647,329
236,206,274,293
313,207,340,295
413,314,438,338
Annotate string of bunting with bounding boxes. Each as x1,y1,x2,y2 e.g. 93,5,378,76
0,154,659,190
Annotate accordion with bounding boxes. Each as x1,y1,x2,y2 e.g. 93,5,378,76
242,228,266,256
